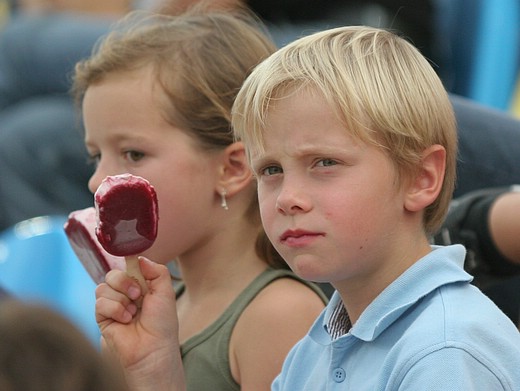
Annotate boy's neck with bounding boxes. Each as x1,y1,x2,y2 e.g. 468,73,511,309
334,236,432,325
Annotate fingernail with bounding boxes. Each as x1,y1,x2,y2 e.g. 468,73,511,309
121,309,133,323
127,303,138,316
138,256,152,264
128,285,140,300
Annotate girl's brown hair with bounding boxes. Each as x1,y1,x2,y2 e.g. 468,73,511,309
73,7,287,268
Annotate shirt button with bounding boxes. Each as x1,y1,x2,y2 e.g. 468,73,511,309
332,367,346,383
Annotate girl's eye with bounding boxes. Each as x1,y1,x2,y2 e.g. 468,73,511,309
125,150,145,162
316,158,337,167
87,154,100,167
260,165,283,176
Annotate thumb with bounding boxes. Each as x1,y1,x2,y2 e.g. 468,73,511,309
137,257,178,336
138,256,175,297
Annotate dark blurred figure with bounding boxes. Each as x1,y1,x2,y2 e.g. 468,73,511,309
0,286,8,300
250,0,437,63
0,299,128,391
0,2,128,232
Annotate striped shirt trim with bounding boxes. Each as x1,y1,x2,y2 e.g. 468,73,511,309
327,301,351,340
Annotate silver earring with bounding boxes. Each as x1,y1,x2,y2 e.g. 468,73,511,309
220,189,229,210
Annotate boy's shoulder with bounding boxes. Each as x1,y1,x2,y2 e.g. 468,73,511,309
384,282,520,389
353,245,520,362
372,280,518,388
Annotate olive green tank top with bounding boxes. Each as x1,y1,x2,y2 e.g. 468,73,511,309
176,267,327,391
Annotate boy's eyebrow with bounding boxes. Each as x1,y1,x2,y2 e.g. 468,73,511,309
249,152,278,173
250,143,354,168
249,153,270,167
290,144,348,155
284,143,357,158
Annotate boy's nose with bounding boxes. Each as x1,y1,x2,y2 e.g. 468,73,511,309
275,181,311,215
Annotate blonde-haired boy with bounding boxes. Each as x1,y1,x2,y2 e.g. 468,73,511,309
232,26,520,390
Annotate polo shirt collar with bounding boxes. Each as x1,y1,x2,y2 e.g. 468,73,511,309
313,244,471,344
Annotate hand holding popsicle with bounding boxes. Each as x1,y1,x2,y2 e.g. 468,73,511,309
94,174,159,300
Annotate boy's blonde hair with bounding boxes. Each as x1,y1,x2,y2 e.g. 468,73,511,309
73,8,289,268
232,26,457,235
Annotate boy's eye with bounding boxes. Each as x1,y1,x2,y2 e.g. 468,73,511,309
125,150,145,162
261,165,283,176
316,158,337,167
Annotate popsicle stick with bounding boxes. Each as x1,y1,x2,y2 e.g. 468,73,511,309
125,255,148,307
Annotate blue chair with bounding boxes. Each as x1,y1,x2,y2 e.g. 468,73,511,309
0,215,100,344
436,0,520,110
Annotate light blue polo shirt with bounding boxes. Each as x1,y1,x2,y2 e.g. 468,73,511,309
273,245,520,390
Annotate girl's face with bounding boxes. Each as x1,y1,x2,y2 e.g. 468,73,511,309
82,67,222,264
250,89,409,291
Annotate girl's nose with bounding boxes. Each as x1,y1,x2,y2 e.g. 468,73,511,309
87,169,103,194
87,158,115,194
88,159,129,194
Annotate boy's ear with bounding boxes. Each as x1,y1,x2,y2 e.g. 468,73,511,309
216,141,253,196
404,145,446,212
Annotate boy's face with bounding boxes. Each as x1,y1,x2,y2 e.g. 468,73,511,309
249,89,410,290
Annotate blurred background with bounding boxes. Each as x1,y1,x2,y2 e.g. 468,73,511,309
1,0,519,342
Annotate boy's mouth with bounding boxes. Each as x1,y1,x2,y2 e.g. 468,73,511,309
279,229,323,246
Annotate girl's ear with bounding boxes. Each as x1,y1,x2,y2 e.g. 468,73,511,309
404,145,446,212
216,141,253,197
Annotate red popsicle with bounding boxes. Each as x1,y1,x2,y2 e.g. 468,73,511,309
94,174,158,297
64,207,126,284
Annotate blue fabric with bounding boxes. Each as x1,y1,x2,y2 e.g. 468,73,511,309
0,95,94,231
0,13,104,231
0,13,111,109
272,245,520,390
0,216,100,344
450,94,520,197
468,0,520,110
437,0,520,110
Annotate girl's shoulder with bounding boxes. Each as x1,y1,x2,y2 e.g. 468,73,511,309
229,271,327,388
234,270,327,342
254,267,329,304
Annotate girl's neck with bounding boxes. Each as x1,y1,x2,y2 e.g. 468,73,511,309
175,241,268,344
176,237,267,302
176,205,268,301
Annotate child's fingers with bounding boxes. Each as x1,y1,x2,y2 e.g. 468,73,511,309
95,292,137,324
138,256,176,297
95,281,138,323
104,269,143,301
